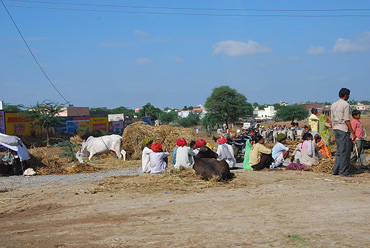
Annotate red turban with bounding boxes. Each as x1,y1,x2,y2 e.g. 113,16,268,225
217,137,228,144
196,139,206,147
176,138,187,147
151,142,162,152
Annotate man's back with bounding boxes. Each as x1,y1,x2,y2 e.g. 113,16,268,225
331,99,350,132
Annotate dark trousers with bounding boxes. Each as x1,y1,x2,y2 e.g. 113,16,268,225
252,153,274,171
332,129,351,175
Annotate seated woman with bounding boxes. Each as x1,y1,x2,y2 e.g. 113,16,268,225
314,134,332,159
149,142,169,174
299,133,320,167
250,135,273,171
216,137,236,168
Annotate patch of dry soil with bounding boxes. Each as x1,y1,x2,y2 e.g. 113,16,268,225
0,171,369,248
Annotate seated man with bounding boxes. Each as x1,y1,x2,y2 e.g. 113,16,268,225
250,135,273,171
272,134,294,168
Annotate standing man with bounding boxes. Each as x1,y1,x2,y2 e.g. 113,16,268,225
308,108,320,137
330,88,356,176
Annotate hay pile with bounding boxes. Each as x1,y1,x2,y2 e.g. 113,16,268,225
27,146,100,175
312,159,334,173
93,167,240,194
122,121,196,160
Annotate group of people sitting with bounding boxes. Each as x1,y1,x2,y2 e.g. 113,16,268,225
249,131,332,171
141,137,236,174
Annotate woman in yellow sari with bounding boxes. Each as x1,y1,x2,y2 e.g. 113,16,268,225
318,114,331,146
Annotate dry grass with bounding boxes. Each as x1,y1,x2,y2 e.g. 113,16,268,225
122,121,196,160
92,167,252,194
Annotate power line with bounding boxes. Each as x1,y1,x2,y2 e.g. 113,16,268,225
1,0,69,104
5,3,370,17
11,0,370,12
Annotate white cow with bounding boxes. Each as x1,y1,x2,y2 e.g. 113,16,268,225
75,134,126,163
287,128,295,141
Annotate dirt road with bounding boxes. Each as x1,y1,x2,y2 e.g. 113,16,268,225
1,169,369,248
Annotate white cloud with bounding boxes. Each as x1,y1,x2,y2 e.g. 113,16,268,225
24,37,46,41
212,40,272,57
133,29,148,36
175,57,186,64
135,58,154,65
309,76,324,81
333,31,370,53
307,46,325,55
4,81,20,86
286,56,301,61
99,41,131,47
340,77,351,82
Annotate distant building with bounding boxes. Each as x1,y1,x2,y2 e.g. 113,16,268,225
177,104,207,119
254,106,276,121
354,103,370,111
296,103,330,116
57,106,90,117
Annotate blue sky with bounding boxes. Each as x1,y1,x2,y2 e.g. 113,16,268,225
1,0,370,109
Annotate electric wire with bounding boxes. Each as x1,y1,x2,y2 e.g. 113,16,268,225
1,0,69,104
5,3,370,17
11,0,370,12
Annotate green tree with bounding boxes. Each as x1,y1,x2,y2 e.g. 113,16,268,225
109,106,135,117
272,103,282,111
176,112,200,127
158,110,178,124
138,102,162,119
202,113,219,136
27,101,66,146
275,105,309,121
204,86,253,129
4,103,26,112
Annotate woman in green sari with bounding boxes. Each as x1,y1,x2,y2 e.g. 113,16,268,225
318,114,331,146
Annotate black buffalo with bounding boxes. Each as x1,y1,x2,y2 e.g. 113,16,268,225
196,145,218,159
193,157,234,181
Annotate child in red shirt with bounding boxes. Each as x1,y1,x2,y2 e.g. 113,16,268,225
351,110,368,169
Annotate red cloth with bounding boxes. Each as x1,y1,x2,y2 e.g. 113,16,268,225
196,139,206,147
176,138,187,147
217,137,227,144
151,142,162,152
351,119,364,139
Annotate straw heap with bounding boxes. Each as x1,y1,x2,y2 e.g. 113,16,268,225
122,121,196,160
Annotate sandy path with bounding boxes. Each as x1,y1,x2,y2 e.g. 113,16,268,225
0,170,369,248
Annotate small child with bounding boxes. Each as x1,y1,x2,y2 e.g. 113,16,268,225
149,142,169,174
351,110,369,169
271,134,294,168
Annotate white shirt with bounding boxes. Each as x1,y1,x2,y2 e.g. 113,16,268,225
174,146,196,168
149,151,169,174
141,147,151,173
217,143,236,168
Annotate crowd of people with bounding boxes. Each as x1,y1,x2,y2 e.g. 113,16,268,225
141,88,368,177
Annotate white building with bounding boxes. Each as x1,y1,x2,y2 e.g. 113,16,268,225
177,104,207,119
255,106,276,121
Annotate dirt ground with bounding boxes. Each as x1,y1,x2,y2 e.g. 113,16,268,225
1,167,369,248
0,116,369,247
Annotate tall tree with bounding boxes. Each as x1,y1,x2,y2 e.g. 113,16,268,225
27,101,65,146
275,105,309,121
138,102,162,120
158,110,178,124
204,86,253,129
